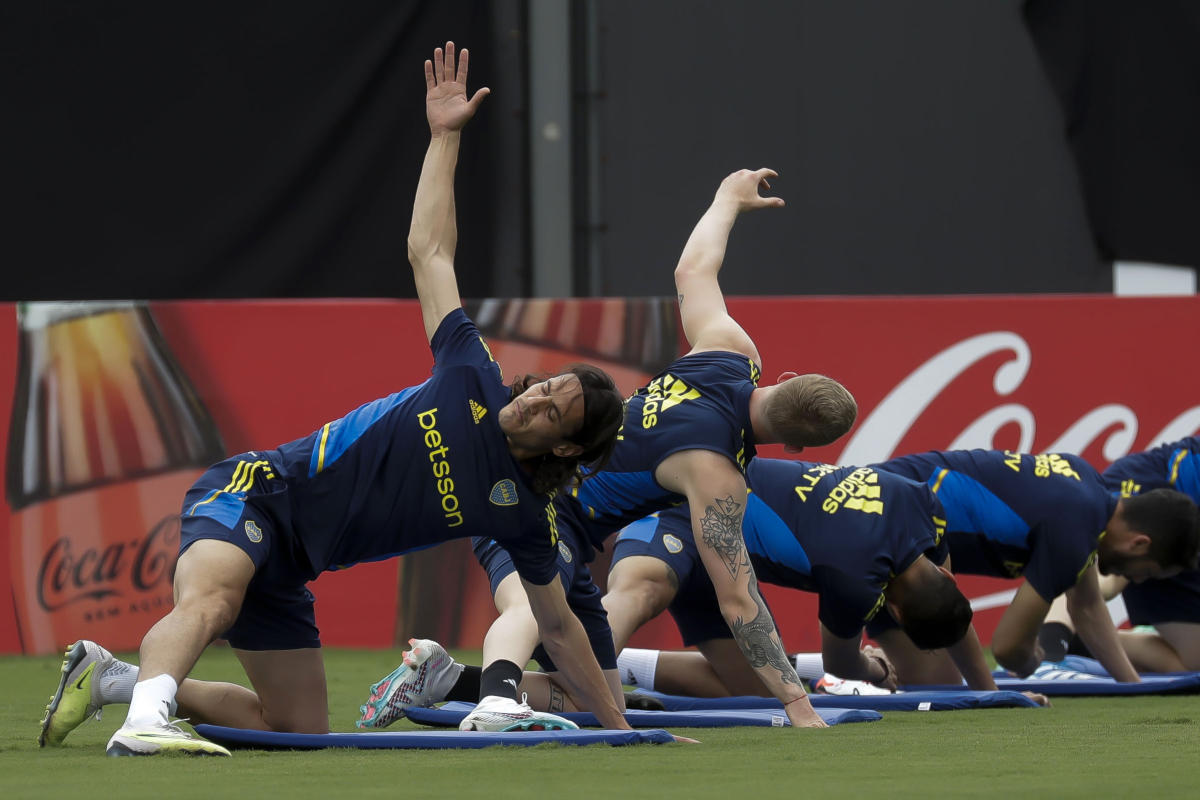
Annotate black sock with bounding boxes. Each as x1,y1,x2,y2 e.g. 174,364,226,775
479,660,523,701
1038,621,1073,662
445,665,482,702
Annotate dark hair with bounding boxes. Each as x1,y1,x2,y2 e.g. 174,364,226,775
1121,488,1200,570
898,567,973,651
763,374,857,449
510,364,625,495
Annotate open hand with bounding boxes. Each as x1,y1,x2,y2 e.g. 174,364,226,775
425,41,490,135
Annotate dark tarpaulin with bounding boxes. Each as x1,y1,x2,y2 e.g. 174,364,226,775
1024,0,1200,268
0,1,517,300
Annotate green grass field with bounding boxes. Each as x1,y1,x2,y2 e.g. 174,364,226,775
2,646,1198,799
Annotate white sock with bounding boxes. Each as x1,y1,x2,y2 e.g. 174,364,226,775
124,674,179,728
791,652,825,680
97,660,139,705
616,648,660,691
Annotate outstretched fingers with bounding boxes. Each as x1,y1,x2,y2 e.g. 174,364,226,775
433,46,446,84
444,41,457,82
456,45,470,84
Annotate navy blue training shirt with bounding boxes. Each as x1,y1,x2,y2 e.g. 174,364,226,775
263,309,558,583
656,458,947,639
563,350,760,554
876,450,1117,603
1103,436,1200,502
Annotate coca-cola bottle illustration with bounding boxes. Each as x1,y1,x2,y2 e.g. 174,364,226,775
6,301,224,654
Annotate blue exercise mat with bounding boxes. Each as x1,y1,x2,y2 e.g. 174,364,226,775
629,688,1041,712
193,724,674,750
977,658,1200,696
403,701,880,728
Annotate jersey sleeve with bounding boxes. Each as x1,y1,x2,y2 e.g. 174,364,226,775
813,566,878,639
1022,489,1106,602
493,511,560,587
429,308,505,382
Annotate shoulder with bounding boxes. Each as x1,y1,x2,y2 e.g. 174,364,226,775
661,349,762,385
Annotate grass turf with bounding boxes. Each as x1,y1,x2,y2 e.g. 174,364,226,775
2,645,1198,799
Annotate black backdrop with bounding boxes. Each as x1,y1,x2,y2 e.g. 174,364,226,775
1,1,515,299
3,1,1196,300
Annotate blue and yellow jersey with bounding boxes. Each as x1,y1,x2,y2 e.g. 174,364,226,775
1103,436,1200,503
564,350,759,552
876,449,1116,603
262,309,557,584
723,458,945,638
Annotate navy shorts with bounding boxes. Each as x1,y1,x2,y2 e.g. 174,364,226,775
472,523,616,671
611,515,733,647
1123,569,1200,626
179,453,320,651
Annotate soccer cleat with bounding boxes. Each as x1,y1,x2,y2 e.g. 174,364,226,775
458,695,579,732
356,638,464,729
106,721,231,757
39,640,114,747
812,673,892,696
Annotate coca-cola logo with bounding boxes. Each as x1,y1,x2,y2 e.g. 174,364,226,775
36,514,180,612
837,331,1200,465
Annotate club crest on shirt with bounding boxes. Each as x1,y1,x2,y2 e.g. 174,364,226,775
490,479,519,507
558,540,573,563
662,534,683,554
245,520,263,543
469,399,488,424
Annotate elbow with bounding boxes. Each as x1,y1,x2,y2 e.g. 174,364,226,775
407,237,432,266
717,592,759,627
674,260,701,288
991,638,1032,676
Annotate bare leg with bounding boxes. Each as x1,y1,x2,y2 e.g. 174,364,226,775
481,573,542,669
1116,630,1186,673
522,669,624,712
602,555,678,651
1043,593,1073,628
648,641,771,697
874,629,963,685
136,539,255,686
1150,622,1200,670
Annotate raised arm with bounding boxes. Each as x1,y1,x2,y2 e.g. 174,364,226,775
673,168,783,361
656,449,826,728
408,41,491,342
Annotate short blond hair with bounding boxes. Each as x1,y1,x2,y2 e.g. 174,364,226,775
762,374,856,448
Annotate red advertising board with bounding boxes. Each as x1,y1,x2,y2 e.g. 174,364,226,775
1,296,1197,656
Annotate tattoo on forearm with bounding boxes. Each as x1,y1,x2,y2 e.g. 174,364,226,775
548,683,565,712
700,495,745,578
677,292,684,306
730,573,804,689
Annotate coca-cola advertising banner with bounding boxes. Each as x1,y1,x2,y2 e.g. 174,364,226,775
1,296,1197,656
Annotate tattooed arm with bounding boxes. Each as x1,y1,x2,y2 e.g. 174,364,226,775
656,449,827,729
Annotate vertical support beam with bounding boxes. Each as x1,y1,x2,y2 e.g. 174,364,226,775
528,0,573,297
